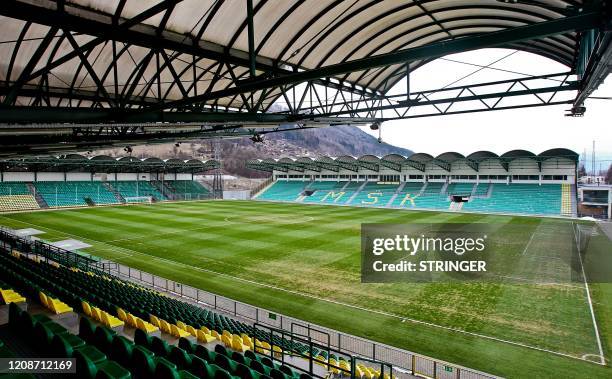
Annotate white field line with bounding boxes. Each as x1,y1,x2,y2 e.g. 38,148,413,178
0,214,602,364
0,216,135,258
521,228,537,255
493,274,583,289
572,222,606,365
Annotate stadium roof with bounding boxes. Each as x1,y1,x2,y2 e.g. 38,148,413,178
0,1,610,154
0,0,589,100
247,148,579,172
0,154,219,173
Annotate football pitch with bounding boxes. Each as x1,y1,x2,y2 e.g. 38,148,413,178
0,201,610,378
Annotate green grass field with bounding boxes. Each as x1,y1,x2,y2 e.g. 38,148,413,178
0,200,610,378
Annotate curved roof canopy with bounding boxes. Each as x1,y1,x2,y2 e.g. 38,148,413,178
246,149,578,172
0,0,591,108
0,0,607,157
1,155,219,173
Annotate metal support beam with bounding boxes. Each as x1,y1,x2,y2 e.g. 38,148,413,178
0,107,296,124
246,0,257,78
0,0,368,99
156,10,602,110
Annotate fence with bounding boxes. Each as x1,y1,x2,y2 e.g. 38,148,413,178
111,263,499,379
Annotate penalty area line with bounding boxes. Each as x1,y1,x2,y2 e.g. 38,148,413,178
109,251,598,365
572,222,606,365
0,215,602,365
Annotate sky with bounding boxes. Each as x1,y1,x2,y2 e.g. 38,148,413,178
356,49,612,168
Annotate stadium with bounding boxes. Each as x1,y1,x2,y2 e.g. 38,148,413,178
0,1,611,379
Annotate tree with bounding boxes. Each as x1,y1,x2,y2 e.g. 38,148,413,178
578,164,587,177
606,164,612,184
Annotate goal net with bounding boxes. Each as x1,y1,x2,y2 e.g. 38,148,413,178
124,196,153,204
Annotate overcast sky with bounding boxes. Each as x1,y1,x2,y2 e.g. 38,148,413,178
357,49,611,166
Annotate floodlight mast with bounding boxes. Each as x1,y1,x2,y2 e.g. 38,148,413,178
212,138,224,199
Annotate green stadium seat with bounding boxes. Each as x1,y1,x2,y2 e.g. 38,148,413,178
131,345,157,378
169,345,193,370
110,335,135,368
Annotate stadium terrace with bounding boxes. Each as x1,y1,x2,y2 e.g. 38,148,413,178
0,1,610,379
248,149,578,217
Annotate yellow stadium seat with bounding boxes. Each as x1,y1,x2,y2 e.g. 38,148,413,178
81,301,93,317
329,358,339,373
126,313,138,328
0,289,25,304
150,315,160,327
211,330,221,340
48,298,73,315
242,335,253,349
136,318,159,334
262,341,272,354
221,335,232,348
170,324,190,338
231,334,248,352
222,330,232,339
176,321,187,330
39,292,48,306
186,325,198,337
160,319,172,334
91,307,102,321
197,330,216,343
101,312,124,328
201,326,211,334
116,308,127,322
255,339,264,354
272,345,282,357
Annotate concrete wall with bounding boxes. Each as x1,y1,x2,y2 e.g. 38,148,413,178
36,172,65,182
66,172,92,181
2,172,35,182
116,173,138,181
176,173,193,180
1,171,200,183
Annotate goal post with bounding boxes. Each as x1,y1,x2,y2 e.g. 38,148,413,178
124,196,153,204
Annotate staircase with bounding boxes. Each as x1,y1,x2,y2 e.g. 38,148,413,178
347,181,368,204
561,183,572,216
485,183,494,199
570,184,578,217
417,182,428,196
26,183,47,208
152,180,177,200
163,181,178,200
470,183,478,196
440,182,449,195
103,182,125,203
386,182,406,207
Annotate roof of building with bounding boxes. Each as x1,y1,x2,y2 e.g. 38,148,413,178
247,148,579,172
0,155,219,173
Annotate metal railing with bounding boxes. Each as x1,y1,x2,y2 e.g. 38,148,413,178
110,263,500,379
0,226,499,379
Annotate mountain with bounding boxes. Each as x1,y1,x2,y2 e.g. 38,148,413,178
90,125,413,177
265,125,412,157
